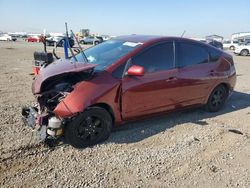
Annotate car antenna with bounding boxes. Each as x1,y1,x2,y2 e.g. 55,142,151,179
70,30,88,63
65,22,77,64
181,30,186,38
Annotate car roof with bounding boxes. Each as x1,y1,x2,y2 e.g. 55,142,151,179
114,35,177,43
114,35,207,45
114,35,224,54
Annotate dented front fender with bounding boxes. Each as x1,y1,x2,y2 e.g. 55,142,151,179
53,71,123,124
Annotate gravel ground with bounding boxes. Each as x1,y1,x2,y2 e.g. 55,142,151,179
0,41,249,188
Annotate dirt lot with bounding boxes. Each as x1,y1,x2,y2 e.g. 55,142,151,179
0,41,249,188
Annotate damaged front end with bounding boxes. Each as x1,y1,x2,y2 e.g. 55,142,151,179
22,60,96,144
22,106,64,142
22,83,71,142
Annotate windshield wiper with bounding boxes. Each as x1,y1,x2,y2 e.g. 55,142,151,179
71,30,88,64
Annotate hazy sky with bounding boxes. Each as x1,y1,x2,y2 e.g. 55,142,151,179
0,0,249,38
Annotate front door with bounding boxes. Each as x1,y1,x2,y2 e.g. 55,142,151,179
121,41,179,120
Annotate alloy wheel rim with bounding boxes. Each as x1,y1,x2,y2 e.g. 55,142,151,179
211,90,224,107
76,116,103,141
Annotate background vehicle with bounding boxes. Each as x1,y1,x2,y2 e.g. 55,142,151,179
25,36,41,42
46,37,74,48
231,32,250,42
22,35,236,148
96,36,104,43
79,36,102,45
223,40,239,50
234,43,250,56
0,34,16,41
46,36,63,43
100,35,111,41
203,40,223,49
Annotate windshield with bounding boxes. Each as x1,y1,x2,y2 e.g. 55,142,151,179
73,40,142,71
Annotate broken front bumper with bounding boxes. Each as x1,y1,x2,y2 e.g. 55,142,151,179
21,106,63,141
21,107,38,128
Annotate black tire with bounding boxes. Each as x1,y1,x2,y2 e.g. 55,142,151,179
79,40,86,45
229,46,235,50
94,41,100,45
205,85,228,112
240,49,249,56
65,107,112,148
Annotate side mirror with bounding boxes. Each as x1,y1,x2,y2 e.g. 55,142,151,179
126,65,145,76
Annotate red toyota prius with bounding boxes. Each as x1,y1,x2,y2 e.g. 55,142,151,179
22,35,236,148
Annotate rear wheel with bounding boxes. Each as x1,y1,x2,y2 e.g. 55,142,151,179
205,85,228,112
94,41,100,45
65,107,112,148
240,49,249,56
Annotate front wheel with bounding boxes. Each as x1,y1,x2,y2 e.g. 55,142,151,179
205,85,228,112
65,107,112,148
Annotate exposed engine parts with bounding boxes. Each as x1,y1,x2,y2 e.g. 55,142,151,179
22,61,96,146
22,106,63,142
22,107,38,128
47,117,63,137
22,85,67,143
38,82,72,111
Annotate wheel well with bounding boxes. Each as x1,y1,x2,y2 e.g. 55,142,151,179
89,103,115,125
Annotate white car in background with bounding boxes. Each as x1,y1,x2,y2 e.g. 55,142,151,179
0,34,16,41
101,35,111,41
234,43,250,56
223,40,239,50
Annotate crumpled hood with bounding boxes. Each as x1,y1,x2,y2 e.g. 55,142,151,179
32,59,97,94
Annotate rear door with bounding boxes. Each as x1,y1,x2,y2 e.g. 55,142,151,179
174,40,216,106
121,41,179,119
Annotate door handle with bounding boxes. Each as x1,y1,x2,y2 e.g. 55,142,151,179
210,70,216,76
166,77,177,82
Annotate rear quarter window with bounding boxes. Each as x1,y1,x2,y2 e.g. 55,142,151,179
208,47,222,63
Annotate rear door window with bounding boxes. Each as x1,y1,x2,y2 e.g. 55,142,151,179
132,42,174,73
176,42,209,67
